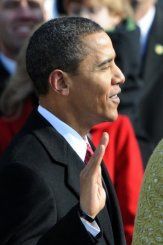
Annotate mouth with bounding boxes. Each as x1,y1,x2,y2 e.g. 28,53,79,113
13,23,36,37
15,26,32,36
109,89,121,104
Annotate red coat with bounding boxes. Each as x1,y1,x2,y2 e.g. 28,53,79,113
91,116,144,245
0,99,33,156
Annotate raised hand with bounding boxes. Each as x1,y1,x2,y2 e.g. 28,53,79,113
80,132,109,218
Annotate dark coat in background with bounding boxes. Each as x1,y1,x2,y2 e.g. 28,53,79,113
108,19,153,166
0,110,126,245
139,3,163,147
108,19,142,124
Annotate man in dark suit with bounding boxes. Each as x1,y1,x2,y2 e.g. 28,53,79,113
131,0,163,158
0,0,45,99
0,17,126,244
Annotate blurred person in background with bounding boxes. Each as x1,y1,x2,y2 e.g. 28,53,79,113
0,0,46,101
158,0,163,6
130,0,163,159
0,37,38,155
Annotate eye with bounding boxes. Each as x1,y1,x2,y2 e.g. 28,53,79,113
101,65,111,70
28,1,41,9
2,1,41,10
3,1,19,9
88,7,99,14
72,9,82,15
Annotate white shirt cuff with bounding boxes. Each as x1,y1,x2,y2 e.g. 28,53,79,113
80,217,101,237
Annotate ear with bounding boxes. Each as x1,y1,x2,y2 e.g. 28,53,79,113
49,69,69,96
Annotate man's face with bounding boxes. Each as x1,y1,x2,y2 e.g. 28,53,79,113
65,0,117,30
0,0,45,58
65,0,102,17
67,32,125,127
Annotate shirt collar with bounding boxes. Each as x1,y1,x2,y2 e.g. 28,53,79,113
0,53,16,75
38,105,88,161
137,6,156,41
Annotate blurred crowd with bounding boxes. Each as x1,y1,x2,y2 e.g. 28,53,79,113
0,0,163,244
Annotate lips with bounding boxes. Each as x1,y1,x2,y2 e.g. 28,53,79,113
15,26,31,35
13,22,36,37
109,87,121,98
109,88,121,103
110,94,119,99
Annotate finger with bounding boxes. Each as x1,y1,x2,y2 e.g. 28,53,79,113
97,166,103,185
99,132,109,149
88,144,105,173
88,132,109,168
82,132,109,177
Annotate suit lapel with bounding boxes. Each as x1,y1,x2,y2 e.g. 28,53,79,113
26,110,84,197
66,145,84,197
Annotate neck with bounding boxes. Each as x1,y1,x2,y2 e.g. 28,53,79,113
39,98,91,137
134,2,155,21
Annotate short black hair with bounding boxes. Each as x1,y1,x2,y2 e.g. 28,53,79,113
26,16,103,95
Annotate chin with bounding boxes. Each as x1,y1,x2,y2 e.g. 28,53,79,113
98,112,118,124
106,110,118,122
109,116,118,122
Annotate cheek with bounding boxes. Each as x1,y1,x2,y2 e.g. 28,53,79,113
32,9,44,20
0,17,13,36
1,13,18,27
5,10,17,18
90,86,109,110
0,14,10,23
95,81,111,100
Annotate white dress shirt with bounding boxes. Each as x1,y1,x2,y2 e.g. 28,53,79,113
44,0,58,19
137,6,156,55
38,105,100,237
0,53,16,75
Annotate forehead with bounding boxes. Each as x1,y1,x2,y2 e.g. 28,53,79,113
82,32,115,61
0,0,44,6
68,0,101,7
131,0,155,4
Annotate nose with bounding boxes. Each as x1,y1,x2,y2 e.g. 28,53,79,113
112,64,125,85
17,1,35,18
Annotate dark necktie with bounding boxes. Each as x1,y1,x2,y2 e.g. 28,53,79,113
84,143,94,164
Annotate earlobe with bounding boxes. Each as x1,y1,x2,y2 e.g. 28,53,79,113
49,69,69,96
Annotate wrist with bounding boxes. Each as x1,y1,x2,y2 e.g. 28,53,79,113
78,205,96,223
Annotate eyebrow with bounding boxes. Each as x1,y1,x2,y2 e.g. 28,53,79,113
97,58,113,68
